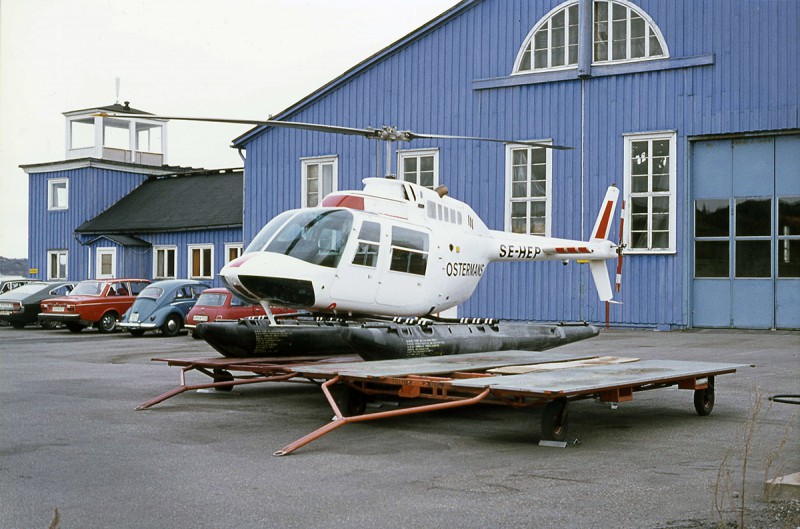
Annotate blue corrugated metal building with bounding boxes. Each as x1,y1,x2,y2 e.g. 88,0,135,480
22,103,244,288
232,0,799,329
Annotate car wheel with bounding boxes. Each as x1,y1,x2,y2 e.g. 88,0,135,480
40,320,58,330
97,312,118,333
161,314,182,337
129,329,146,337
10,321,26,329
66,322,85,333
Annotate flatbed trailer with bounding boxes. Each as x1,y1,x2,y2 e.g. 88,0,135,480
141,350,746,456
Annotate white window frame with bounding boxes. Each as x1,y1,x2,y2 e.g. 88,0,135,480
592,0,669,65
224,243,243,264
397,148,439,189
504,142,553,236
301,156,338,208
153,245,177,279
513,0,669,74
47,178,69,211
188,244,214,280
623,131,677,254
47,250,68,280
95,247,117,279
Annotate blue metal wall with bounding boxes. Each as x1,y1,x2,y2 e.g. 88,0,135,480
240,0,799,327
142,230,242,288
28,167,147,281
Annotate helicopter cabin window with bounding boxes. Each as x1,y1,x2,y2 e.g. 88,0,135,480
389,226,429,276
505,145,552,236
265,209,353,268
352,221,381,267
301,156,338,208
398,149,438,189
514,0,667,73
623,131,676,253
188,244,214,279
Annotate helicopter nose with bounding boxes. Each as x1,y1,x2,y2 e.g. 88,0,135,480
220,252,319,307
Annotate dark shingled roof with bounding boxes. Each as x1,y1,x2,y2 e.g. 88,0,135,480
76,170,243,234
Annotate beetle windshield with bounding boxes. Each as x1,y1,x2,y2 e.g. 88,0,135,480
265,209,353,268
71,281,104,296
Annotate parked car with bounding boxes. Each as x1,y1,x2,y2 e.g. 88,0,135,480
0,275,35,294
186,288,294,336
118,279,209,337
39,279,150,333
0,281,76,329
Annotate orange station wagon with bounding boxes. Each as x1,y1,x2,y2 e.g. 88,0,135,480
39,279,150,333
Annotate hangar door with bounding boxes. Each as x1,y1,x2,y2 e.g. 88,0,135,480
691,135,800,329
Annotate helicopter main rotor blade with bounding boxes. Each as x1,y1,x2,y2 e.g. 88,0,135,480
97,113,573,149
97,114,380,139
407,131,573,150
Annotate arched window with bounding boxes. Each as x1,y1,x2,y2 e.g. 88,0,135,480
514,0,668,74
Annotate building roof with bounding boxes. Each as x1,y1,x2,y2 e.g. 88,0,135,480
231,0,475,148
63,102,154,117
75,169,243,234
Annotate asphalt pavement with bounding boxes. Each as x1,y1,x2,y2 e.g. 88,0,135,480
0,325,798,529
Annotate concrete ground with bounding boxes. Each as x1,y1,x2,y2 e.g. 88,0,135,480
0,325,798,529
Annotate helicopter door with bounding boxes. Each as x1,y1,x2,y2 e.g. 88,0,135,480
330,221,382,305
375,225,430,308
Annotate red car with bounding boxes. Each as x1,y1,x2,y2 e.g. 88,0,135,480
186,288,293,336
39,279,150,333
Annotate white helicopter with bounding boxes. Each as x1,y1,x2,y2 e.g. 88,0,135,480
104,113,623,362
221,176,619,320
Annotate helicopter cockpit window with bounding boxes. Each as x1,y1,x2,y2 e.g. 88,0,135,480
266,209,353,268
389,226,428,276
244,210,297,254
352,221,381,267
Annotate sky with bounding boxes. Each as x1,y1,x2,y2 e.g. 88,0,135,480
0,0,462,259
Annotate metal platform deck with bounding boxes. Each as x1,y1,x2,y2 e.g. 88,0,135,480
140,351,746,456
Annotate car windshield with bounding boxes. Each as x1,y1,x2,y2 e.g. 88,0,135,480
1,283,48,296
265,209,353,268
138,286,164,300
195,293,226,307
71,281,105,296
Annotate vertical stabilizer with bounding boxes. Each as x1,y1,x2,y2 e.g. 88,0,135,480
590,186,620,241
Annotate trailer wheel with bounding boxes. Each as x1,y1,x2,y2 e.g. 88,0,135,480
213,369,234,391
694,376,715,416
541,398,569,442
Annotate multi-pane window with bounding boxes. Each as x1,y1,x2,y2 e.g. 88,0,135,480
225,243,243,264
153,246,176,279
47,250,68,280
506,145,551,236
398,149,438,189
188,245,213,279
48,179,69,210
302,156,337,207
594,0,664,62
515,0,667,73
624,132,676,252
